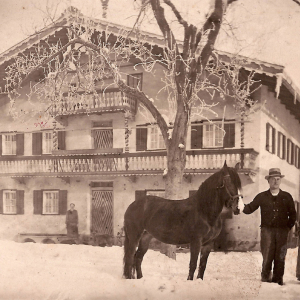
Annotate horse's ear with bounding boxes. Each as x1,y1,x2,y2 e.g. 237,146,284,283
235,162,240,171
222,161,229,174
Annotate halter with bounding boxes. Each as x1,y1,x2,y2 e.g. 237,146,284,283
217,174,243,204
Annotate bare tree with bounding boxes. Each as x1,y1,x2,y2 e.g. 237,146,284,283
2,0,259,258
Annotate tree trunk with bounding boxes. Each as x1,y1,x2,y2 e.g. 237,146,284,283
160,105,188,259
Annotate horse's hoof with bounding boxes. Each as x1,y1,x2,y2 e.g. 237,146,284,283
187,275,193,280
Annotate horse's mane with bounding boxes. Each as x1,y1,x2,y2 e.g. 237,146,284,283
193,167,241,210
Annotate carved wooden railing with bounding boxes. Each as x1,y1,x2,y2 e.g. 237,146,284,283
0,148,257,176
51,90,137,116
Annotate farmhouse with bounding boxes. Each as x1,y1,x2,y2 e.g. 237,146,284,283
0,6,299,251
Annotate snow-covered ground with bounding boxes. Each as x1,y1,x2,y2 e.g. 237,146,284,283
0,241,299,300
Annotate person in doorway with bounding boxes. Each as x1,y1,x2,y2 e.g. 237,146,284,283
66,203,79,239
242,168,296,285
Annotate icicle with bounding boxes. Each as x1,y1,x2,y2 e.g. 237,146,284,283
275,74,283,99
294,90,297,105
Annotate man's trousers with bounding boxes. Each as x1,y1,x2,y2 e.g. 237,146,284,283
260,227,289,281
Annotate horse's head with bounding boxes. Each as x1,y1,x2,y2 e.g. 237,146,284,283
218,161,244,215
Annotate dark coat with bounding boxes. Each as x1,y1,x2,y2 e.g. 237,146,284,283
243,189,296,229
66,209,78,225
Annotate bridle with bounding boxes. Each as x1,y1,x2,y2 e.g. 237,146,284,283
217,174,243,206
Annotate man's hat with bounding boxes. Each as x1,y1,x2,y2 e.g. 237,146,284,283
265,168,285,180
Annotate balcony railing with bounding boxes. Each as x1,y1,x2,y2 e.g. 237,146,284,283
0,149,257,176
51,90,137,116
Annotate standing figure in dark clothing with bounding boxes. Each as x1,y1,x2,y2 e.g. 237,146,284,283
66,203,79,239
242,168,296,285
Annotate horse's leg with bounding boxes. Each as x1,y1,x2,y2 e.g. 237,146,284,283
187,239,201,280
197,242,213,280
123,226,143,279
134,231,153,279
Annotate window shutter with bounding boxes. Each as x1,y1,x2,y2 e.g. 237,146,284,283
16,190,25,214
136,128,147,151
33,190,43,214
59,190,68,215
32,132,42,155
282,135,286,160
224,124,235,148
0,135,2,155
291,142,295,165
191,125,203,149
266,123,270,151
16,133,24,155
58,131,66,150
135,190,146,201
272,127,276,154
0,190,3,214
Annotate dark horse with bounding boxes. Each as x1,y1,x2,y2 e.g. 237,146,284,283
123,162,243,280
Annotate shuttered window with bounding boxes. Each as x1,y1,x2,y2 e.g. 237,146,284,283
136,127,147,151
191,123,235,149
33,190,67,215
32,132,42,155
191,125,203,149
148,127,165,150
42,131,53,154
224,123,235,148
277,132,286,159
287,139,294,165
2,134,16,155
0,190,24,215
266,123,276,154
127,73,143,90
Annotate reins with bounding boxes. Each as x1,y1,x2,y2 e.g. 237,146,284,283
217,174,243,203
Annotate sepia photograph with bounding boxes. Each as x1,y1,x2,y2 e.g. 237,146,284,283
0,0,300,299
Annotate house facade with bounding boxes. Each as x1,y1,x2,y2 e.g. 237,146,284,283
0,9,299,250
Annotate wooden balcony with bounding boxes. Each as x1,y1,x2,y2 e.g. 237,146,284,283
0,148,258,177
51,90,137,117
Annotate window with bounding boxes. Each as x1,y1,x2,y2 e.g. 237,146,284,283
266,123,276,154
277,132,286,159
92,121,113,149
43,191,59,214
191,122,235,149
3,190,16,214
203,124,223,148
43,131,53,154
147,190,165,197
33,190,67,215
294,146,300,169
127,73,143,90
287,139,294,165
3,134,16,155
148,127,165,150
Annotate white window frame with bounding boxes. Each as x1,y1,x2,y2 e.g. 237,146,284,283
3,190,17,214
2,133,16,155
146,190,165,197
42,131,53,154
43,190,59,215
203,124,224,148
148,126,165,150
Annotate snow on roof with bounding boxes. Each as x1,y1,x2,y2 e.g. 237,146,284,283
0,0,299,101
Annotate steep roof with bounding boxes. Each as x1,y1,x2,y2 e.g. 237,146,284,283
0,5,300,121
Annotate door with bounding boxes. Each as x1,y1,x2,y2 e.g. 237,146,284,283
91,189,113,235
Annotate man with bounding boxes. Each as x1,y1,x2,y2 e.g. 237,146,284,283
243,168,296,285
66,203,79,239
